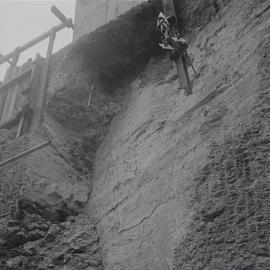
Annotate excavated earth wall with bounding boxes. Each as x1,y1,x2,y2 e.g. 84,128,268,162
0,1,162,269
87,0,270,269
0,0,269,269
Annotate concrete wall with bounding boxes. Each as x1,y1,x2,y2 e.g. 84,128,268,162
73,0,145,40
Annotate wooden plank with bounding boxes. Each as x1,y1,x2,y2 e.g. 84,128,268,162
30,55,46,129
29,55,42,110
0,60,33,134
0,20,73,65
0,140,50,168
13,60,33,117
6,67,22,120
0,52,20,122
87,83,95,106
175,55,192,96
0,115,19,130
0,67,12,117
1,67,21,122
16,115,24,138
31,30,56,130
0,68,32,94
0,103,31,131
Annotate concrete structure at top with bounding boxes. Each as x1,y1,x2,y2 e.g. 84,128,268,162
73,0,145,40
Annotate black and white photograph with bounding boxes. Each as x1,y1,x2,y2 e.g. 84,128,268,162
0,0,269,269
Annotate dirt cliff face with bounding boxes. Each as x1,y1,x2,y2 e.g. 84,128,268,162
0,0,269,269
87,0,270,269
0,1,162,268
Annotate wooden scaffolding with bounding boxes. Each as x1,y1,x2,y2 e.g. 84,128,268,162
0,5,74,138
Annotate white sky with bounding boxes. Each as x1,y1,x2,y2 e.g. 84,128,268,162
0,0,76,80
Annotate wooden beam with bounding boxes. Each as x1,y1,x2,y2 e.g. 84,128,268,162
0,115,19,130
0,20,73,65
1,67,21,123
30,55,45,130
0,140,51,168
0,52,20,122
87,83,95,107
0,68,32,94
37,29,56,128
30,29,56,130
51,5,74,29
0,68,13,118
16,115,24,138
175,55,193,96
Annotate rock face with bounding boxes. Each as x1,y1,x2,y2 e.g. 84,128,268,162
0,0,269,269
87,0,270,269
0,199,102,270
0,126,103,270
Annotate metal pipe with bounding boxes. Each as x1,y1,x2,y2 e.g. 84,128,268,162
0,20,73,65
0,140,50,168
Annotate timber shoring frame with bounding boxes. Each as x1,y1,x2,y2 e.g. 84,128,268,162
0,8,74,131
0,19,73,66
0,68,32,94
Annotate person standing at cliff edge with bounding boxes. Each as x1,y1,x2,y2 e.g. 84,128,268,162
157,1,195,96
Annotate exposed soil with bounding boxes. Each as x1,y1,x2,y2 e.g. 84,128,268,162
0,0,269,269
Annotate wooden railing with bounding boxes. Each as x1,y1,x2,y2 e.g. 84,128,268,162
0,5,73,137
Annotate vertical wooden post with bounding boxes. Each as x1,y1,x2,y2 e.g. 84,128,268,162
16,115,24,138
5,66,23,121
41,28,56,123
0,68,12,118
175,55,193,96
87,83,95,107
31,28,56,130
0,49,20,123
30,55,45,130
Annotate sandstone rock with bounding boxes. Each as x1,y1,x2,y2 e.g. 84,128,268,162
27,221,50,232
7,220,21,227
44,224,62,242
0,223,9,238
8,231,28,248
66,216,76,223
0,238,7,256
62,265,76,270
5,256,25,269
7,226,21,236
200,200,226,221
28,229,46,242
